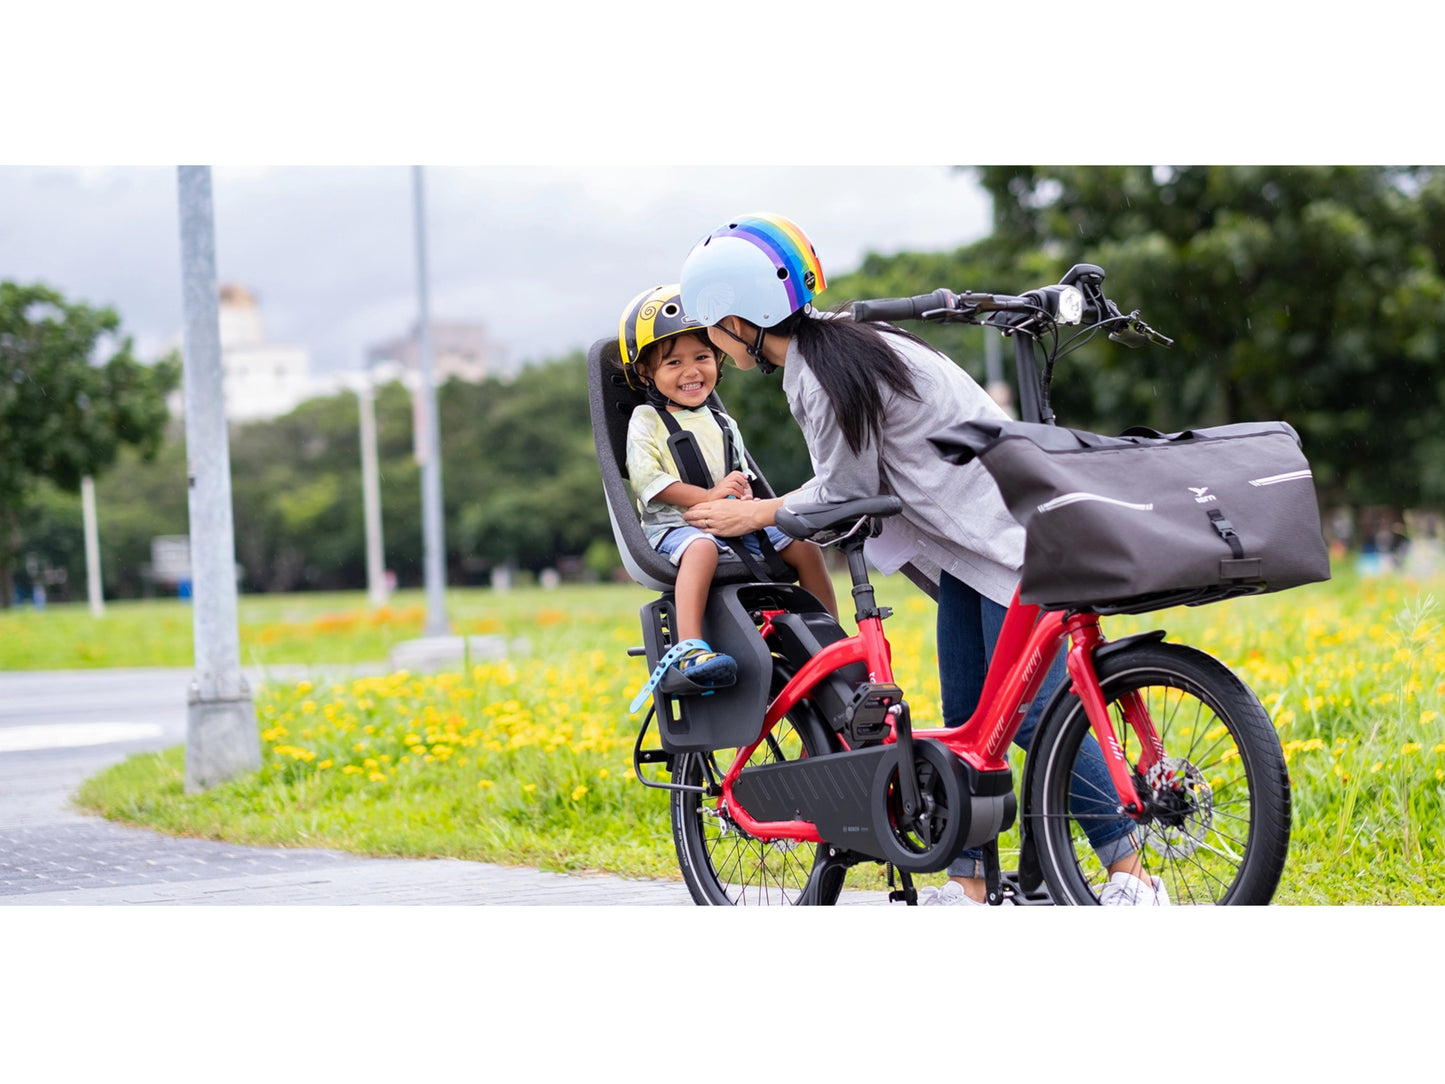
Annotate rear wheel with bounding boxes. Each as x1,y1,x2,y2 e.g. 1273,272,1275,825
1029,642,1291,905
670,664,846,905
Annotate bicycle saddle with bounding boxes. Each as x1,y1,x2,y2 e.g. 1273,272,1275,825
776,496,902,543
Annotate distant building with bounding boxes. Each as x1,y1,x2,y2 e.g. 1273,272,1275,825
366,321,505,384
216,285,314,421
167,284,315,422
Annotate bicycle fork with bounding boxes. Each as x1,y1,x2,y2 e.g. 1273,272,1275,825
1062,614,1160,817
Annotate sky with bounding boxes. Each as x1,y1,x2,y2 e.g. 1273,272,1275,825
7,8,1425,387
0,164,992,376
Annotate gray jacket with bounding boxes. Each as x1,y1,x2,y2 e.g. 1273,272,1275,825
780,327,1025,607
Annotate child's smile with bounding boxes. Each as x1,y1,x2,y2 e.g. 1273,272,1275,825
650,333,719,410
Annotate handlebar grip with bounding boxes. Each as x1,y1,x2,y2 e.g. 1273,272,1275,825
851,289,955,324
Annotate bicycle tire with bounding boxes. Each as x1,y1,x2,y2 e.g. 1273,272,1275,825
670,663,847,906
1028,641,1291,905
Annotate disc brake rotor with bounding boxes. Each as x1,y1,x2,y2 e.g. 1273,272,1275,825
1139,757,1213,858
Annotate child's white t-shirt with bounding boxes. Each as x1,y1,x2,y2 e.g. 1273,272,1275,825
625,404,753,547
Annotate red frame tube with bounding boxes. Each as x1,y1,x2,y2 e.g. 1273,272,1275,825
717,589,1152,841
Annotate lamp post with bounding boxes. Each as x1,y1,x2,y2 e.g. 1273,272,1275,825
176,164,259,792
412,165,448,637
351,374,388,610
81,475,103,617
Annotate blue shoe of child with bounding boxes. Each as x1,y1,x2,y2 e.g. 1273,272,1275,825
629,638,738,713
658,643,737,695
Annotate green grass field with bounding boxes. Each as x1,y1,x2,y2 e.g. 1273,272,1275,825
12,568,1444,903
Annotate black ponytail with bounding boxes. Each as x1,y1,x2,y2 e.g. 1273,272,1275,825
773,301,934,455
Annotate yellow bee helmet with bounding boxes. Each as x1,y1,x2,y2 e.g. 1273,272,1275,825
617,284,709,390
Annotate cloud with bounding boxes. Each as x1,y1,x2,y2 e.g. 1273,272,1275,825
0,165,991,375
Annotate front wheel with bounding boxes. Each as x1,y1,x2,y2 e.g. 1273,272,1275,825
1028,641,1291,905
670,664,847,905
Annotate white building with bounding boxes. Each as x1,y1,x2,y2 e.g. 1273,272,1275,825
167,284,315,423
216,285,314,422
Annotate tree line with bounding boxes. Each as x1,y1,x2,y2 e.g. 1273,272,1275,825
8,166,1445,604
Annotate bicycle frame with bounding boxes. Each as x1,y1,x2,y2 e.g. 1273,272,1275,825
717,587,1165,845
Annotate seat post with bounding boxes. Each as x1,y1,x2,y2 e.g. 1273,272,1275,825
843,540,882,623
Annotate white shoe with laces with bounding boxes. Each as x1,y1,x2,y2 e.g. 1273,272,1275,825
1097,871,1171,907
918,880,1014,906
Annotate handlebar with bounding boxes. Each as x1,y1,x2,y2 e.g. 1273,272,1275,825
850,263,1173,348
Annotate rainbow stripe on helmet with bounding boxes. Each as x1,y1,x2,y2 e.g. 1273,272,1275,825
709,213,826,313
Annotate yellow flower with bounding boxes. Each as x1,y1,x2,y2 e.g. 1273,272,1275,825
1402,743,1422,755
478,779,494,788
368,771,386,782
571,785,588,801
522,783,536,793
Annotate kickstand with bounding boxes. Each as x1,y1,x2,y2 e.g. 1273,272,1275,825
886,863,918,905
983,838,1008,906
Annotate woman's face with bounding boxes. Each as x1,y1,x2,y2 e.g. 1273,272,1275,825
707,317,756,370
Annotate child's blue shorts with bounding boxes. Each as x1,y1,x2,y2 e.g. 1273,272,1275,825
655,524,795,566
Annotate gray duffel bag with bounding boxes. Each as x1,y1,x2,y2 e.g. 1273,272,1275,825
930,418,1332,614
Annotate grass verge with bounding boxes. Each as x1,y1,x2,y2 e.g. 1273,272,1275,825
71,569,1445,902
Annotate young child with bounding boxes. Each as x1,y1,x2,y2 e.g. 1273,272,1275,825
619,284,838,690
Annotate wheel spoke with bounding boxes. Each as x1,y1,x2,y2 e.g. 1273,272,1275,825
671,679,842,906
1030,644,1290,906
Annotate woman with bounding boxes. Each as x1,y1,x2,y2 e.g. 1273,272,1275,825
679,212,1168,907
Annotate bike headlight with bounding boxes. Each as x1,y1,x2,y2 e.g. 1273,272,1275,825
1056,285,1084,325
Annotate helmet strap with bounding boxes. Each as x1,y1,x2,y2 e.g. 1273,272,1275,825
715,319,778,375
643,379,700,413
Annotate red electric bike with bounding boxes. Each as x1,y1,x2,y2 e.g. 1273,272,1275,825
588,265,1296,906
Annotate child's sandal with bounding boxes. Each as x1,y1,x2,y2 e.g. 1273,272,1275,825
660,643,738,694
628,638,738,713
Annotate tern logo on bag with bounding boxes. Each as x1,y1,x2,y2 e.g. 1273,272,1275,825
1190,486,1218,504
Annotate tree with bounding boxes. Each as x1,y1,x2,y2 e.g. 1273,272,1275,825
0,282,180,606
968,166,1445,509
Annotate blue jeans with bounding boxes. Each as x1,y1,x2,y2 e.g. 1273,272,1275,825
937,572,1138,878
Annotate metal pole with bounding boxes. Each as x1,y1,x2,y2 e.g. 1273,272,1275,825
357,381,388,609
412,165,448,637
176,165,259,792
81,475,104,617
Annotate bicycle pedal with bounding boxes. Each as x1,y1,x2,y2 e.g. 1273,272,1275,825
844,682,903,743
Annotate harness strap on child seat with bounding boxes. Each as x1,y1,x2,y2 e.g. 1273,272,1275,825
656,407,792,583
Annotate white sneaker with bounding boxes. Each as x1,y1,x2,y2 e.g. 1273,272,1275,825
919,881,983,906
1097,871,1171,907
917,880,1016,906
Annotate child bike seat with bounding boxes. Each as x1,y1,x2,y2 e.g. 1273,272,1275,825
587,335,798,593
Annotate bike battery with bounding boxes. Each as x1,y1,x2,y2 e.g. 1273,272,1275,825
766,611,870,737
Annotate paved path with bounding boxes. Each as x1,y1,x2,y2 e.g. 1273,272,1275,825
0,668,885,906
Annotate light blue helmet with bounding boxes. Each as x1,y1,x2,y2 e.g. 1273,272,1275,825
680,213,827,329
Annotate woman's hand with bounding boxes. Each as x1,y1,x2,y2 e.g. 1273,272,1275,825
705,471,752,502
686,495,781,537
